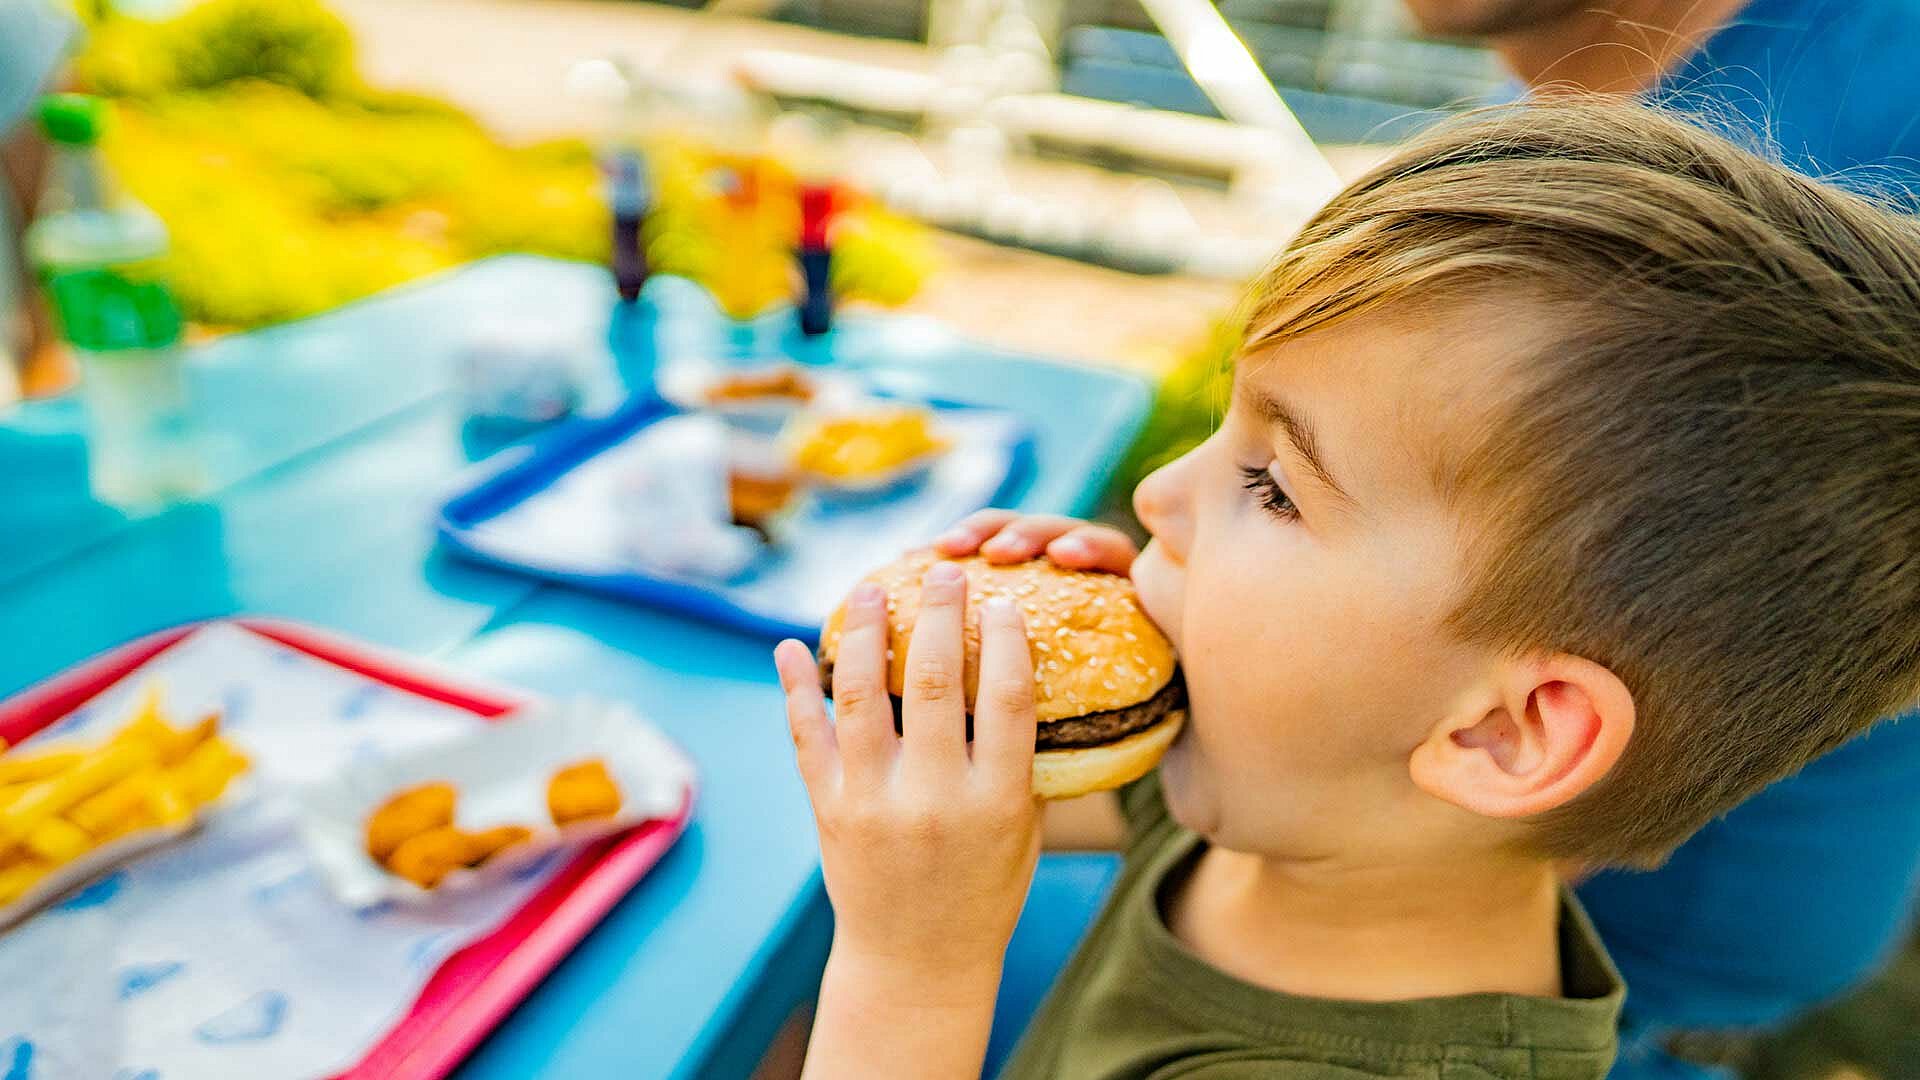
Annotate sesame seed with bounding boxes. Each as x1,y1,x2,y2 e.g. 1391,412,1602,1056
1060,650,1075,662
1033,641,1050,653
1102,679,1116,690
1122,631,1137,642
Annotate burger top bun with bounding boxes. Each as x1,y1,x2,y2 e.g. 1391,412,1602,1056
818,550,1178,724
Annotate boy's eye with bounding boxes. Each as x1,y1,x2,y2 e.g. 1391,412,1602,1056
1239,464,1299,521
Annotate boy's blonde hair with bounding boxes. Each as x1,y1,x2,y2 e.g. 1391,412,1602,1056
1246,100,1920,866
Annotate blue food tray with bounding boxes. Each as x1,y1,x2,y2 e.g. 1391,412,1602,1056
438,395,1035,641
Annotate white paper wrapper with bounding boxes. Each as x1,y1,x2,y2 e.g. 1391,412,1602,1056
3,817,195,934
296,699,693,909
613,414,770,579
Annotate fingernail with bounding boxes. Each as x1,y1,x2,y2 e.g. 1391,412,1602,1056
853,583,885,607
1053,537,1089,558
934,530,967,547
985,596,1016,618
927,561,966,588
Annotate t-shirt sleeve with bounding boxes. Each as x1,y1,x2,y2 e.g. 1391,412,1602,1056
0,0,75,137
1116,767,1173,850
1160,1058,1408,1079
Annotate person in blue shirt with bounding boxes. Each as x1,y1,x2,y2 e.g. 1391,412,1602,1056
0,0,78,400
1399,1,1920,1076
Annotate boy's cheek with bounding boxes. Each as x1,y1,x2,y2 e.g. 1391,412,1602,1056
1129,542,1184,649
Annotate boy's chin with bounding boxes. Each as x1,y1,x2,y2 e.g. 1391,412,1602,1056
1157,726,1221,837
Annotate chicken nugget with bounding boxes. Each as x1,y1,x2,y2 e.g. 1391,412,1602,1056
385,826,473,889
462,824,534,867
547,760,622,826
364,781,457,863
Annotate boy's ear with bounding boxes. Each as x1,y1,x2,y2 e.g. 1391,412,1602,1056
1408,655,1635,820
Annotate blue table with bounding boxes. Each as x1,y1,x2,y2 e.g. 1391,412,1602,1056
0,256,1152,1079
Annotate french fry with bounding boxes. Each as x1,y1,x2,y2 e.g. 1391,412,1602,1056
0,860,50,906
111,686,174,746
23,818,92,864
144,777,194,829
69,770,159,838
0,742,153,856
161,714,220,766
0,749,85,787
174,740,247,806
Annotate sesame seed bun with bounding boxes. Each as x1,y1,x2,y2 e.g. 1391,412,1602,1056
818,550,1185,799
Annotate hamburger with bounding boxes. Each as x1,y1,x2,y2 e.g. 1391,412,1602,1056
819,550,1186,799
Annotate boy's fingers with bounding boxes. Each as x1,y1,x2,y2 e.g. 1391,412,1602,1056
775,639,839,791
1045,525,1138,574
933,509,1019,556
901,561,970,768
979,515,1084,563
832,584,899,783
972,597,1037,784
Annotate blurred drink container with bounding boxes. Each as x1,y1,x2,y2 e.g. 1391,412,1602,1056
25,94,201,507
609,149,652,303
565,57,656,303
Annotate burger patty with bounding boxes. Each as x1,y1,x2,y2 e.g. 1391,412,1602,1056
818,662,1187,750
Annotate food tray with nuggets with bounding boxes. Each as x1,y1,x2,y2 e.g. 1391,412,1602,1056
439,383,1034,642
298,699,693,908
0,619,695,1080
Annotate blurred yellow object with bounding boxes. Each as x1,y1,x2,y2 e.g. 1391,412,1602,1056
24,819,93,863
0,689,250,903
69,772,157,837
0,861,52,907
73,0,933,330
792,409,949,480
145,780,196,830
0,749,86,787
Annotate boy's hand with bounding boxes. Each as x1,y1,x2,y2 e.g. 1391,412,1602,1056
775,560,1043,1001
935,510,1138,574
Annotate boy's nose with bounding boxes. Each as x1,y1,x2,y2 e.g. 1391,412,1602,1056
1134,456,1194,564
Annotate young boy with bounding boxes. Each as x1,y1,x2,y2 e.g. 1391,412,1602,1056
771,98,1920,1079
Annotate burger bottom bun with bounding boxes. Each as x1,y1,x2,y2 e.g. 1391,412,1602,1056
1032,711,1185,800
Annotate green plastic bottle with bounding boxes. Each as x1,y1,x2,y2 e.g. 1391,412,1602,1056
25,94,200,506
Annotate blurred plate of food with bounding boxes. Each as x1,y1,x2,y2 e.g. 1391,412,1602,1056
295,699,694,909
439,396,1031,640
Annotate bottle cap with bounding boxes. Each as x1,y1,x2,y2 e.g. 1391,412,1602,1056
38,94,107,146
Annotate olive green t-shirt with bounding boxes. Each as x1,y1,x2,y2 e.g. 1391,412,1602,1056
998,773,1624,1079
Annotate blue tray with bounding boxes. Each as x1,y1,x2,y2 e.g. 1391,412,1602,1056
439,395,1035,641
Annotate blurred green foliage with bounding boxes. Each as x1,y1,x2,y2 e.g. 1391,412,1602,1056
1105,316,1240,507
79,0,356,100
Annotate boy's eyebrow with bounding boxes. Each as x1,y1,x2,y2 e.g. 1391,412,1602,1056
1236,383,1356,508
